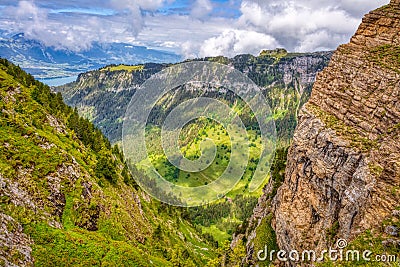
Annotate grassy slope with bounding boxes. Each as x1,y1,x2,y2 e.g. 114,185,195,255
100,64,145,72
141,112,265,244
0,60,215,266
145,122,263,194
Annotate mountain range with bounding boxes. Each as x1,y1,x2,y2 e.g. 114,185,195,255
0,0,399,266
56,50,332,144
0,33,181,79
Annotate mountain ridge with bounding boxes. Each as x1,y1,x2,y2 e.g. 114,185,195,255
56,51,332,144
0,33,181,79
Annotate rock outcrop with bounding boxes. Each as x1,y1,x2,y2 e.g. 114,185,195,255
273,0,400,259
245,0,400,265
0,213,33,267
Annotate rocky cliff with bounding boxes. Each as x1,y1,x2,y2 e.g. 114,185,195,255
246,0,400,265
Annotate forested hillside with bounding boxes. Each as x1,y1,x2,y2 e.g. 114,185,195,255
57,50,332,145
0,59,220,266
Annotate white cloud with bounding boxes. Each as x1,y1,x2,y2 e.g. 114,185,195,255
110,0,171,12
295,30,346,52
236,0,364,52
199,30,279,57
181,41,199,59
135,0,389,57
338,0,390,16
1,0,170,51
0,0,391,57
191,0,213,19
3,2,113,51
135,14,235,57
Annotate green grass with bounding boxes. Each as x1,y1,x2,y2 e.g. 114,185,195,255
307,103,379,152
201,225,231,244
259,48,289,63
319,206,400,266
251,214,278,265
141,120,267,199
26,223,168,267
369,44,400,74
101,64,145,72
318,230,399,266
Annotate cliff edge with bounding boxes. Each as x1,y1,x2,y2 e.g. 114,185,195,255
244,1,400,265
273,0,400,255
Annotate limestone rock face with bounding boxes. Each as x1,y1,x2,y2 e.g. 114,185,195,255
0,213,33,267
272,0,400,258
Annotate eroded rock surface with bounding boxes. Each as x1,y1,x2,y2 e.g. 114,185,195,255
0,213,33,267
245,1,400,265
273,0,400,257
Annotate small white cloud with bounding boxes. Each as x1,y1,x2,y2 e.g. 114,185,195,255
181,41,200,59
191,0,213,19
199,30,280,57
110,0,170,12
338,0,390,16
136,0,170,11
294,30,346,52
14,0,45,18
159,41,178,48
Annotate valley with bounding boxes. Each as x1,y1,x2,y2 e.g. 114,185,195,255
54,50,332,251
1,1,399,266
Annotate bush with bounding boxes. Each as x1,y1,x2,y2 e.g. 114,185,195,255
95,153,118,184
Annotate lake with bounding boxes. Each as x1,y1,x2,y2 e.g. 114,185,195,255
38,76,78,87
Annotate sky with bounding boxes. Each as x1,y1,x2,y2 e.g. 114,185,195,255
0,0,390,58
